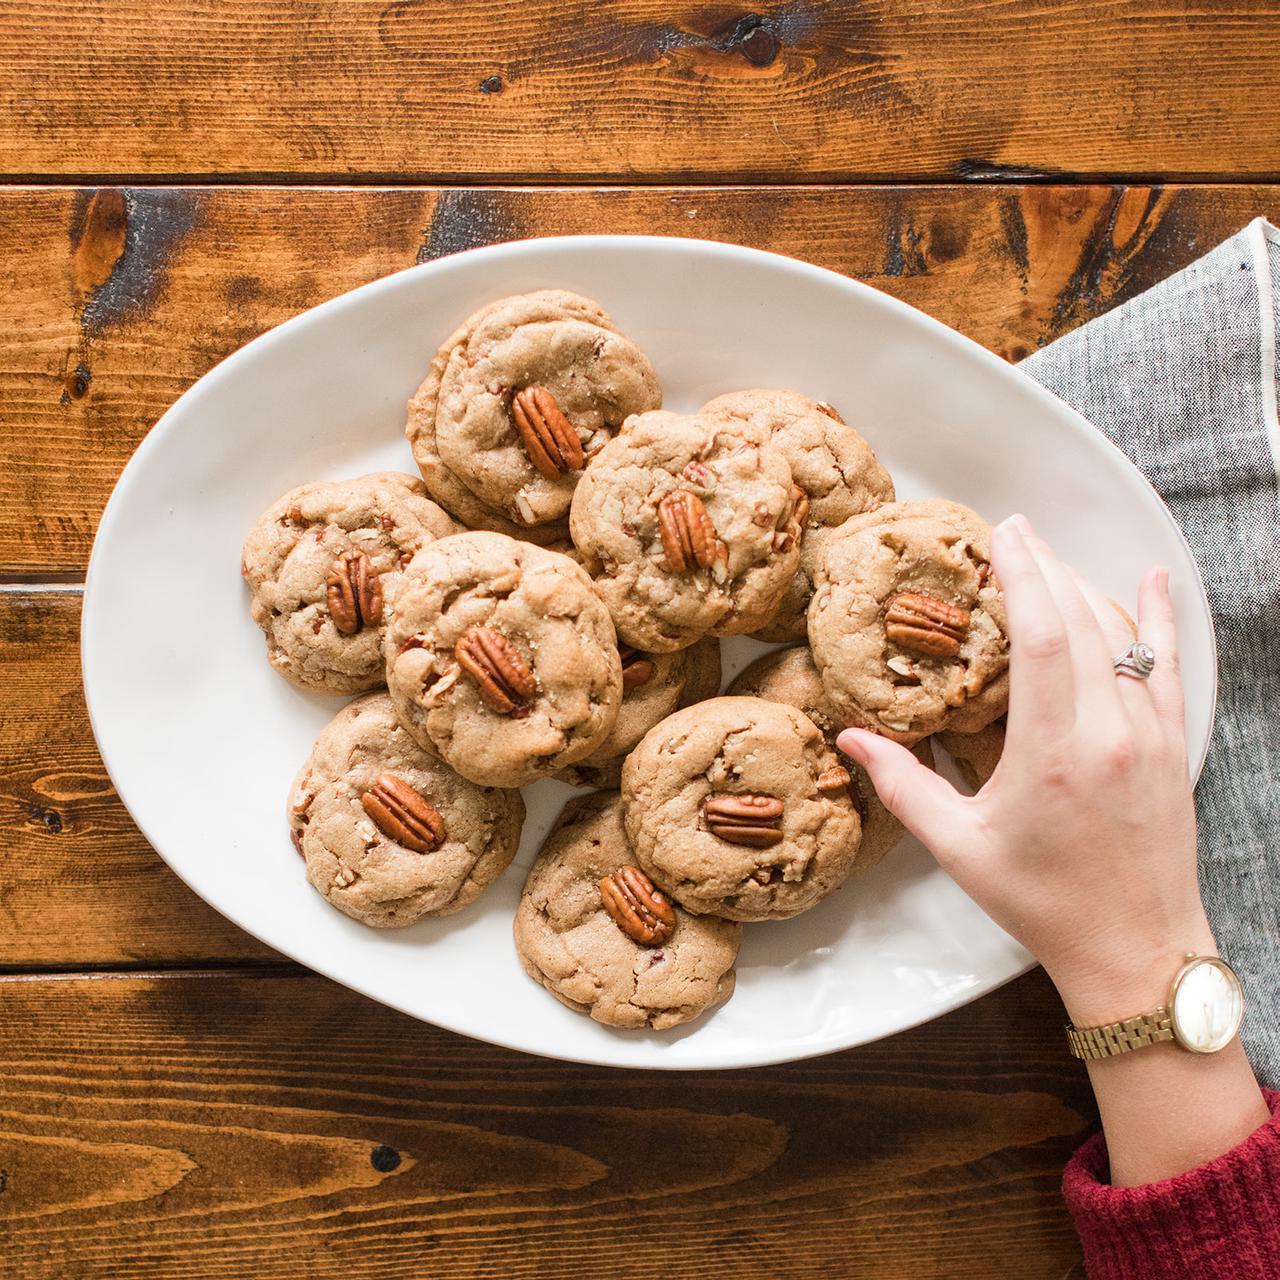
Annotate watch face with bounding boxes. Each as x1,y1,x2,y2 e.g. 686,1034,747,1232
1171,958,1244,1054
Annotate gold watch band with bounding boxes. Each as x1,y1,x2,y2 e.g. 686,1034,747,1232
1065,1008,1176,1060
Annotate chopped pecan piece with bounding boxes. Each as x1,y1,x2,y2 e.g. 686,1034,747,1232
816,765,852,795
361,774,446,853
618,645,657,692
884,592,971,659
703,793,785,847
599,864,676,946
455,625,537,714
815,401,844,423
511,385,584,480
326,549,383,635
682,460,714,487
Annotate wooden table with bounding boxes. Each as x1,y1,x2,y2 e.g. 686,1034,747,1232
3,4,1277,1275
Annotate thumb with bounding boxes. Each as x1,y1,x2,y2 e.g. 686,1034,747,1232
836,728,967,857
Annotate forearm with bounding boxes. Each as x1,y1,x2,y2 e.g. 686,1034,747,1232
1083,1038,1267,1187
1051,915,1269,1187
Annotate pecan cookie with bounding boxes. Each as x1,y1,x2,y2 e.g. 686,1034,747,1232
288,692,524,927
725,645,930,875
556,638,721,788
936,719,1006,792
384,531,623,787
700,389,895,642
620,696,862,921
406,290,661,540
569,409,802,651
514,792,742,1029
242,472,457,694
809,499,1009,744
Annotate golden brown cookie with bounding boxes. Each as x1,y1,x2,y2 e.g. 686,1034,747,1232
556,638,722,788
514,792,741,1029
384,532,622,788
289,692,524,927
936,719,1006,792
700,389,895,642
809,499,1009,744
242,472,457,694
570,409,802,651
406,291,660,540
621,696,862,921
726,645,932,874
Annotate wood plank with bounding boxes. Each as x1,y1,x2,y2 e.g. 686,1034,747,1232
0,588,277,967
0,967,1093,1279
1,3,1278,180
4,182,1279,576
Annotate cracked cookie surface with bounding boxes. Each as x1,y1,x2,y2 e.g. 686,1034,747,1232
809,499,1009,744
406,290,661,540
569,409,801,651
514,791,741,1030
242,471,457,694
289,692,524,927
620,695,862,921
384,531,622,787
726,645,928,875
556,637,721,788
700,389,895,642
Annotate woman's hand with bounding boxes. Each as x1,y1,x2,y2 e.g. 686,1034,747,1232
839,514,1270,1187
836,513,1210,1026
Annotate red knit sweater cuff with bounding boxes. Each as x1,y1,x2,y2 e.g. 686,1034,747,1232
1063,1088,1280,1278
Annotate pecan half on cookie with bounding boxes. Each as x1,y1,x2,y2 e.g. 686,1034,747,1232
455,625,537,716
512,386,585,480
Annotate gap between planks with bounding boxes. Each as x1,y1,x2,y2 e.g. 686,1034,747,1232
2,172,1280,191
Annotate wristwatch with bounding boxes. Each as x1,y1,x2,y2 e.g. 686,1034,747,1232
1065,954,1245,1060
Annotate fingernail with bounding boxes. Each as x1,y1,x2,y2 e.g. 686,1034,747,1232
836,728,872,760
1155,565,1169,593
994,515,1023,540
1010,513,1034,536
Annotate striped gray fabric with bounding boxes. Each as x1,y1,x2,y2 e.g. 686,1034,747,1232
1020,218,1280,1084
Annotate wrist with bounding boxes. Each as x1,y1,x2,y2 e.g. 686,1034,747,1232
1048,915,1218,1028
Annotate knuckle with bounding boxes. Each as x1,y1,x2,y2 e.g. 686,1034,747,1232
1098,734,1138,777
1037,747,1074,790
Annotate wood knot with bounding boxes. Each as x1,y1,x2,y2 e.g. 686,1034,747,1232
64,364,92,401
730,14,779,66
479,75,504,94
29,802,63,834
71,189,128,299
370,1144,402,1172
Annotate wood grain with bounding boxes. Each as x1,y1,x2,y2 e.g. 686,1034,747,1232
0,967,1093,1278
4,181,1278,576
1,2,1278,181
0,588,276,967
